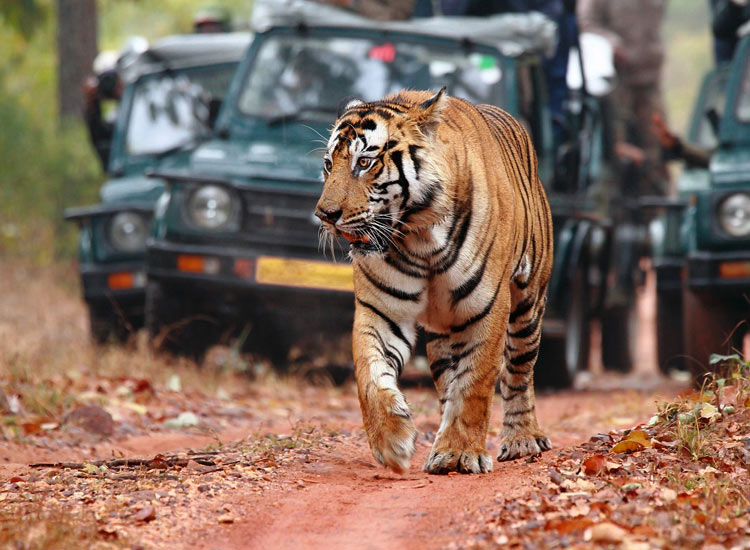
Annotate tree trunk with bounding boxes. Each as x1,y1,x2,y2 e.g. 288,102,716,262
56,0,97,119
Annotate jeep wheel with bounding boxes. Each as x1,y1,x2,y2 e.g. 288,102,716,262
145,281,213,362
536,268,590,388
656,288,685,374
683,289,743,382
600,301,637,373
87,302,131,345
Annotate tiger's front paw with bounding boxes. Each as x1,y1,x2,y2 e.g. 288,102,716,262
364,391,417,474
497,432,551,462
423,447,494,475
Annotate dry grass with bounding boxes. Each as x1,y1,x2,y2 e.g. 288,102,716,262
0,502,130,550
648,355,750,524
653,354,750,457
0,260,306,423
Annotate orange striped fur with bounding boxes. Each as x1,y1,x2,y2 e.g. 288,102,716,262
315,89,553,474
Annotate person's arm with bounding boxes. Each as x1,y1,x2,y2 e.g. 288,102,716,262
677,141,712,168
712,0,749,39
652,113,712,169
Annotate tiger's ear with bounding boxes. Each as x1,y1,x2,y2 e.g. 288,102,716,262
411,87,447,137
337,96,364,118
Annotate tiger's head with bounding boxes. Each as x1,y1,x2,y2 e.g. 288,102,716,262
315,88,449,256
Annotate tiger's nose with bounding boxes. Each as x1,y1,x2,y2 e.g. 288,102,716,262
315,208,342,224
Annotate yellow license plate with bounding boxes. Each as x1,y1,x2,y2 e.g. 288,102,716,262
255,256,354,292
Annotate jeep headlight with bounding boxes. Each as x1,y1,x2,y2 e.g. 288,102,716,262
109,211,148,252
718,193,750,237
187,185,238,230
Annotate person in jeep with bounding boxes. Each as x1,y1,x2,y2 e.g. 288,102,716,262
712,0,750,61
83,51,122,170
578,0,670,197
193,5,232,33
316,0,415,20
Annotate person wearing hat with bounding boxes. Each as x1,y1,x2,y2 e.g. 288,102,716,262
194,5,232,32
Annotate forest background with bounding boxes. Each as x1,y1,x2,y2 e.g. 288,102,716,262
0,0,714,266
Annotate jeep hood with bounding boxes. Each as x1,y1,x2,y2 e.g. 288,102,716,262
100,174,166,204
710,148,750,186
189,139,323,187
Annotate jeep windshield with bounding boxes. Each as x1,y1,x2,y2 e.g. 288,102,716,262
125,63,236,156
237,33,505,122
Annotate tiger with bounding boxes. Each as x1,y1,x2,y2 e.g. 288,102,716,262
315,88,554,474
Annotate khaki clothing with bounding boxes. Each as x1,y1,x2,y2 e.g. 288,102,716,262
355,0,415,20
613,82,670,196
317,0,415,20
579,0,670,196
577,0,667,88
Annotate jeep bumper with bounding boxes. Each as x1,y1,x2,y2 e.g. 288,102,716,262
686,250,750,292
146,240,355,330
81,261,147,302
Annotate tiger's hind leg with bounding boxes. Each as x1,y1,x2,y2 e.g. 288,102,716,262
497,287,551,461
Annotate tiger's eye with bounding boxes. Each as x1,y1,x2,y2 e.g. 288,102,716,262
324,159,332,172
358,157,372,169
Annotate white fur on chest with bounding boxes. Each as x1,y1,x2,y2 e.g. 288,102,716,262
354,216,496,334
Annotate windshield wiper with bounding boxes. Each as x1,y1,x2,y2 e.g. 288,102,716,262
265,105,339,126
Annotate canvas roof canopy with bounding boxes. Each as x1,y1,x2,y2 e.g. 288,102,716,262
120,32,253,83
251,0,557,58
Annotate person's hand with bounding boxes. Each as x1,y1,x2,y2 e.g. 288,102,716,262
615,141,646,165
613,46,629,68
83,76,99,103
651,113,677,149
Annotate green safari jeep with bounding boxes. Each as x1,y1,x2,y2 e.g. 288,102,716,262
65,33,251,343
144,6,637,386
652,33,750,377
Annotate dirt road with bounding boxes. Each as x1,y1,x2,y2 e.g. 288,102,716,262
0,262,692,549
191,385,685,550
1,379,687,550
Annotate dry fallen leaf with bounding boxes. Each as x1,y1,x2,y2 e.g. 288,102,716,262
611,429,652,454
660,488,677,502
627,430,652,447
622,539,650,550
611,440,645,454
570,503,590,517
560,478,596,492
132,505,156,523
582,455,607,476
700,403,721,422
585,522,626,543
545,517,593,534
217,514,235,524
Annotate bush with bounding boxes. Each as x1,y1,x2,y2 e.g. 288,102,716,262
0,0,252,263
0,3,101,263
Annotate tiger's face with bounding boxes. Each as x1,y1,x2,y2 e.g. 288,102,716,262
315,89,447,256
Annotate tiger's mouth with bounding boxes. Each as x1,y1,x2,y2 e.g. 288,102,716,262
338,231,370,245
328,227,385,254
